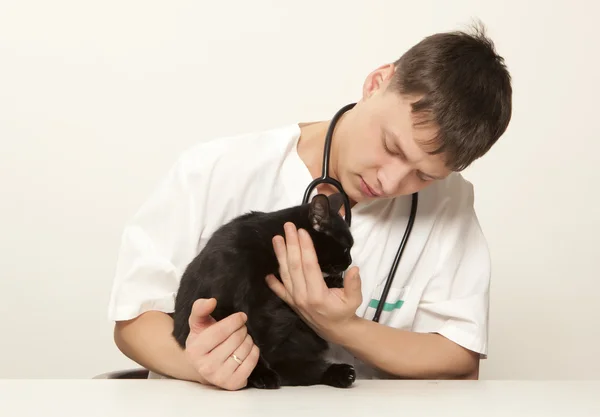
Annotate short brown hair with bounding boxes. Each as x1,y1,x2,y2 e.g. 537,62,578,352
388,22,512,171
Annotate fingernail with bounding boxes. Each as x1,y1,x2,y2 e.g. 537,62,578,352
241,312,247,322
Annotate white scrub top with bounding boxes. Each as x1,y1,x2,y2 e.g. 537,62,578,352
107,123,491,379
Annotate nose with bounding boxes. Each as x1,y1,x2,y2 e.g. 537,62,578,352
377,162,411,196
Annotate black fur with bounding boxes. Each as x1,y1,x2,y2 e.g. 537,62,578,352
171,193,356,389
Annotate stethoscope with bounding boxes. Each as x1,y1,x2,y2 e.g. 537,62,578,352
302,103,419,323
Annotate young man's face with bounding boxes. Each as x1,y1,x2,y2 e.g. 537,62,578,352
335,64,452,204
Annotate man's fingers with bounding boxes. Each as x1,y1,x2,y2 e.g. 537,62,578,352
283,222,307,298
208,323,248,365
188,298,217,333
211,332,255,387
189,311,247,355
298,228,327,300
265,274,289,302
272,234,293,293
226,344,260,391
344,266,363,307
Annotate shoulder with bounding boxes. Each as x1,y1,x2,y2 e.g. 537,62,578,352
160,123,302,230
417,172,489,266
415,172,479,237
422,172,476,215
173,124,300,181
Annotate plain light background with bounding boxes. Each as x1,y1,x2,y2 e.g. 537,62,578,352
1,0,598,380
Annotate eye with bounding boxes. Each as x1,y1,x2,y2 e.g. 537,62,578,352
416,171,434,182
382,131,395,155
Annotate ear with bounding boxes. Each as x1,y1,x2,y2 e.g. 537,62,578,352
327,192,345,215
309,194,330,231
362,63,395,100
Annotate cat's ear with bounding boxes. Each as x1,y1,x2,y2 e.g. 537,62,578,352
327,192,345,215
309,194,330,231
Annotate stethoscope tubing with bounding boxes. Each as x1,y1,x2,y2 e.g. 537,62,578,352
300,103,418,323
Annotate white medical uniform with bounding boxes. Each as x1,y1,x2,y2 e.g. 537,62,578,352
107,123,491,379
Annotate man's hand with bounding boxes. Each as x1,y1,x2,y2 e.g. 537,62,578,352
264,223,480,380
184,298,260,390
265,222,363,339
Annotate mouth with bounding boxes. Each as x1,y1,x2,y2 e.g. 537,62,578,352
323,265,347,275
327,267,345,275
359,177,381,198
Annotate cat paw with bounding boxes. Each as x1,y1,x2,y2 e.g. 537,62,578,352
248,367,281,389
321,363,356,388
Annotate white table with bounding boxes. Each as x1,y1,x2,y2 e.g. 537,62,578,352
1,379,599,416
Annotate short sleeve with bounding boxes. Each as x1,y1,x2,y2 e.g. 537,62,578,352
107,150,208,321
411,179,491,357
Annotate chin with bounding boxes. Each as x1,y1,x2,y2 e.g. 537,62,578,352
339,174,366,204
350,191,369,206
346,177,365,203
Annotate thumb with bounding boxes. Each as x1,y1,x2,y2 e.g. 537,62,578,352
343,266,363,306
188,298,217,333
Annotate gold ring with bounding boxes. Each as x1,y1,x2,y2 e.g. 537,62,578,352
230,354,243,365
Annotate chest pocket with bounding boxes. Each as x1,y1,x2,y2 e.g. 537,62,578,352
362,282,422,329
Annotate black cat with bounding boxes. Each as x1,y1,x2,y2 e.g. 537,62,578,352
171,193,356,389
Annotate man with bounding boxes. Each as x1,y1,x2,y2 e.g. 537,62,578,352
108,23,512,390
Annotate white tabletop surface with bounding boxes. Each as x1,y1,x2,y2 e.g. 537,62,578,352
1,379,599,417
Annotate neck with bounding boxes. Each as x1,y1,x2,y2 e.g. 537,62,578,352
297,115,348,199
